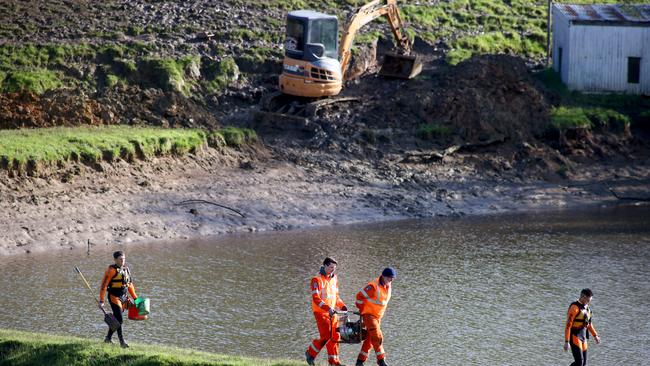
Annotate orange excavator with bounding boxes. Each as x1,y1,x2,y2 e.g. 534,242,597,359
262,0,422,117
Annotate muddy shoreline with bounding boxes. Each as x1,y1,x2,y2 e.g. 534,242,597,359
2,142,649,257
2,1,650,257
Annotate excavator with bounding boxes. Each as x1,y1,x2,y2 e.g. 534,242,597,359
261,0,422,118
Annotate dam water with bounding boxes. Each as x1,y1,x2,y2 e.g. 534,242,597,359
1,205,649,365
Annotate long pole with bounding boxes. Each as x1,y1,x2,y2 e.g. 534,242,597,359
74,266,107,314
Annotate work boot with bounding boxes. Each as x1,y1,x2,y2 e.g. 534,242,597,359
377,359,388,366
103,337,113,344
305,351,315,366
355,360,364,366
120,342,129,348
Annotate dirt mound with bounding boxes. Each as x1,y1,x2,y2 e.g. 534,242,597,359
0,87,220,130
429,55,551,144
305,54,551,154
365,54,550,145
98,87,220,129
0,91,106,129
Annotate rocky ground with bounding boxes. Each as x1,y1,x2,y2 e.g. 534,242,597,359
1,1,649,256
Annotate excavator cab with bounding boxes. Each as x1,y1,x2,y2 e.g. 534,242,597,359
275,1,422,103
280,11,344,97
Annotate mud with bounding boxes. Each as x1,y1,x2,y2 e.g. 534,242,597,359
1,1,650,256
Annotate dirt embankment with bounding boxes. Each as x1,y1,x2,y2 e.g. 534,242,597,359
0,87,220,130
1,2,649,256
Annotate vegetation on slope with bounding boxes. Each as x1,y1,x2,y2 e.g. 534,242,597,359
0,329,302,366
0,126,257,175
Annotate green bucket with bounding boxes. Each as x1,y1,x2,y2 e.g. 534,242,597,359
134,297,150,316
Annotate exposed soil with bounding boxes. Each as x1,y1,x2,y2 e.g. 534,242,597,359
1,1,649,256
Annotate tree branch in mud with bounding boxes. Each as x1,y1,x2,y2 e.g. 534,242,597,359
606,187,650,202
175,200,246,218
400,136,506,164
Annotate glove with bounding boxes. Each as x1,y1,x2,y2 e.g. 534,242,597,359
341,305,348,312
328,308,335,316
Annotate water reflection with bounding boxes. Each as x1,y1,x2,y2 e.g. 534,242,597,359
1,205,649,365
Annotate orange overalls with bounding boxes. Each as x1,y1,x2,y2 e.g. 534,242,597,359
565,301,598,352
306,269,347,365
355,277,391,363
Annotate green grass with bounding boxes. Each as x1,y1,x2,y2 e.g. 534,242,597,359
398,0,650,64
0,328,303,366
241,47,283,65
0,126,257,174
550,106,592,131
5,1,650,95
549,105,631,132
202,57,240,94
446,31,544,65
0,43,156,93
584,108,630,131
219,127,258,147
537,68,650,128
0,44,94,70
140,56,201,95
417,123,453,139
1,68,63,94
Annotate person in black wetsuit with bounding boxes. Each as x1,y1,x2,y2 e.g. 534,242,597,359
99,250,138,348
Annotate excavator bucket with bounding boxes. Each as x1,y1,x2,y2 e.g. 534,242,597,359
378,52,423,79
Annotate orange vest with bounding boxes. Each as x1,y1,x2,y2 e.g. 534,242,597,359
569,301,593,330
358,278,391,319
311,273,339,314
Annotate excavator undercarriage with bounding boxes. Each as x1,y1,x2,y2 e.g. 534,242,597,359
254,91,360,129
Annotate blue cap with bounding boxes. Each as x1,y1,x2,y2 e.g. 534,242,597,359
382,267,397,278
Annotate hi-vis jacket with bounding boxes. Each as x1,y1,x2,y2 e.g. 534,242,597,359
355,277,391,319
310,269,346,314
100,264,137,305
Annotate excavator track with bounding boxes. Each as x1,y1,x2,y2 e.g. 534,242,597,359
254,91,360,127
263,91,359,117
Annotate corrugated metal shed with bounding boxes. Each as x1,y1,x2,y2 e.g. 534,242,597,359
552,4,650,94
555,4,650,25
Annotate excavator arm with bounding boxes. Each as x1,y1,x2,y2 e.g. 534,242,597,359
338,0,415,79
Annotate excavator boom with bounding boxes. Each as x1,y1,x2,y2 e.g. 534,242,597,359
339,0,421,80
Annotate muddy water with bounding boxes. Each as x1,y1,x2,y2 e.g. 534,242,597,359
1,206,649,365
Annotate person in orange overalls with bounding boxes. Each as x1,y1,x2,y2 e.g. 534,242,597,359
99,250,138,348
564,288,601,366
354,267,395,366
305,257,348,366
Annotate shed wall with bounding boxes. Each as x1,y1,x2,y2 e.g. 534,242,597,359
568,25,649,94
552,7,572,83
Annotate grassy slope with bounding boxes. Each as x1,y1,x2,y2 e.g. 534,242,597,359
5,1,650,93
0,329,302,366
258,0,650,64
0,126,257,174
1,0,648,165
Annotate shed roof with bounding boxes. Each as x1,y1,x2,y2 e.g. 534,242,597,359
288,10,337,21
554,4,650,26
